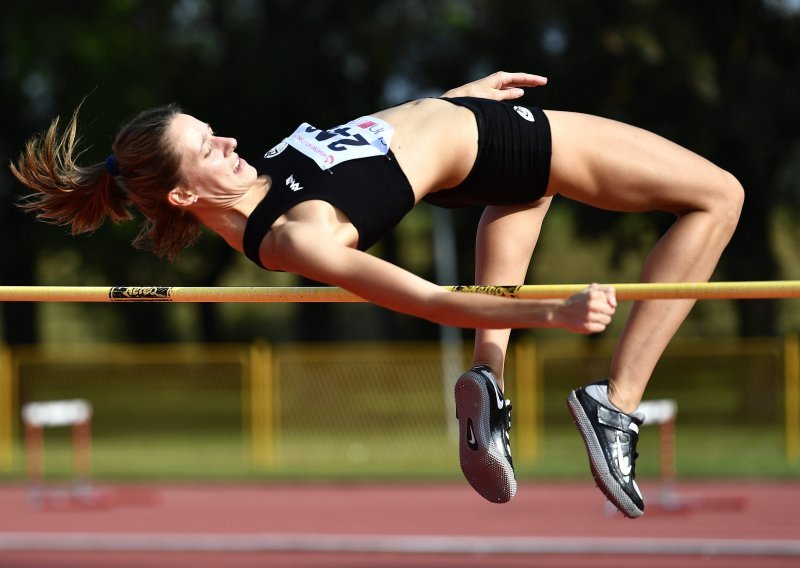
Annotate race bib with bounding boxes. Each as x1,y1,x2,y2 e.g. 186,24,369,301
279,115,394,171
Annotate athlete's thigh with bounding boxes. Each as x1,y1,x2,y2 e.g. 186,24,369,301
543,110,731,214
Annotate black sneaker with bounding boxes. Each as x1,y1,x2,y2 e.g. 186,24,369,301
454,365,516,503
567,381,645,518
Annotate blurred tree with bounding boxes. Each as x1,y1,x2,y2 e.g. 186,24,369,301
2,0,799,343
394,0,800,337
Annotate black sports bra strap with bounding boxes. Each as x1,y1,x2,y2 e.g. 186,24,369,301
243,196,274,269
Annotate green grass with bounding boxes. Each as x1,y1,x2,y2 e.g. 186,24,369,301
3,423,798,483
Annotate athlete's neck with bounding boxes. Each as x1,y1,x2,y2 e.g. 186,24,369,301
193,175,272,252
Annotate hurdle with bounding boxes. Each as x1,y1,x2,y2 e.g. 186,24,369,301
638,399,678,483
21,399,93,509
1,280,800,303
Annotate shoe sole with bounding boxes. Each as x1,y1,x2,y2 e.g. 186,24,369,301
455,372,516,504
566,391,643,518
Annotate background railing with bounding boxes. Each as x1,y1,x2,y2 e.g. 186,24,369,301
1,338,798,482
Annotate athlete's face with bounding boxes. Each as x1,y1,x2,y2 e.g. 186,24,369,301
167,113,258,209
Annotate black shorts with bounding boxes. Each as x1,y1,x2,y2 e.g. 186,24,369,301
423,96,551,208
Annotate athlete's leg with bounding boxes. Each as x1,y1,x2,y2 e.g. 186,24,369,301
545,110,744,412
472,198,553,390
456,197,552,503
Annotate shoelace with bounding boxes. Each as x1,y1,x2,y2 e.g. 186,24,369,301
503,400,512,433
630,447,640,470
502,400,513,459
627,434,640,477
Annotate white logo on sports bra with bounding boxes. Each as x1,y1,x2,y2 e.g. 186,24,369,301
285,174,303,192
285,115,394,171
265,140,288,158
513,106,535,122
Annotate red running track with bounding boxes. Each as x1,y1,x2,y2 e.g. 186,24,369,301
0,480,798,567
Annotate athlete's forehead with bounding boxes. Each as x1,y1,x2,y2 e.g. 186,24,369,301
170,113,212,155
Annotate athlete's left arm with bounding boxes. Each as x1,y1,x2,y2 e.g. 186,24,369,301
442,71,547,100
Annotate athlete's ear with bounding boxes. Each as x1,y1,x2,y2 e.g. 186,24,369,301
167,186,199,207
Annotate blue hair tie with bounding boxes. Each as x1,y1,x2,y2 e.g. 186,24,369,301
105,154,121,177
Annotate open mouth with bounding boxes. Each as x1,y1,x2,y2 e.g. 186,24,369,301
233,158,241,174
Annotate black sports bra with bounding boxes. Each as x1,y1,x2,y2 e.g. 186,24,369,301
243,140,414,269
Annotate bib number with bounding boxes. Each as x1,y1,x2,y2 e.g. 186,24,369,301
282,116,394,171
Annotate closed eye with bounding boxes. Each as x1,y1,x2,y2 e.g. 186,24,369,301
203,125,215,158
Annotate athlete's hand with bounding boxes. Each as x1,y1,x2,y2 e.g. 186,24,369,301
552,283,617,334
442,71,548,100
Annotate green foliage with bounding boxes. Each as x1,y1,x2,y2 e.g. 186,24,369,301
2,0,800,342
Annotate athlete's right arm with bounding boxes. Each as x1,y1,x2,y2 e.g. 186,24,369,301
264,223,616,333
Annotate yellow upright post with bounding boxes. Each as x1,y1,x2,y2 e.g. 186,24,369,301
0,345,13,471
249,341,274,468
785,334,800,463
514,339,540,464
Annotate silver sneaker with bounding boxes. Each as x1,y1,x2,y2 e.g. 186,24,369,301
567,381,645,518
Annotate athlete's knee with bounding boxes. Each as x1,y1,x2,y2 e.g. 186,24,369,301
696,168,743,235
713,169,744,232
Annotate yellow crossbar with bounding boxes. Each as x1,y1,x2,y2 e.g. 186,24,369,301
1,281,800,303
